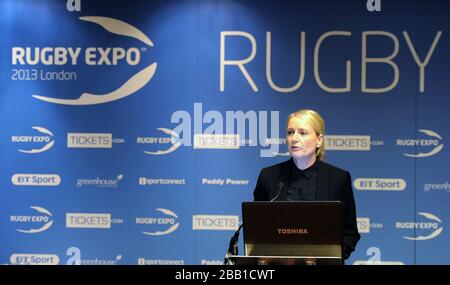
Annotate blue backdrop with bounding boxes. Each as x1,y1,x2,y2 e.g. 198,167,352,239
1,0,449,265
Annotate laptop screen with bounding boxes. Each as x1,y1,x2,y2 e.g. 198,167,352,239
241,201,343,258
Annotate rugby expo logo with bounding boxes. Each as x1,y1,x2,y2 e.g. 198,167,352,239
396,212,443,241
10,206,53,234
12,16,156,105
137,128,181,155
397,129,444,158
136,208,180,236
11,126,54,154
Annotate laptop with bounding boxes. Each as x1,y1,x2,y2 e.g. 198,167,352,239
241,201,343,262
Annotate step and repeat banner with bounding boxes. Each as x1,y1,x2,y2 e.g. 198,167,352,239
1,0,449,265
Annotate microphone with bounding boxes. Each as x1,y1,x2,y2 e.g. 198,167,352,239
270,182,284,202
224,182,285,265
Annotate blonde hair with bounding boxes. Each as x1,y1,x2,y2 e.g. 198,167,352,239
286,109,325,160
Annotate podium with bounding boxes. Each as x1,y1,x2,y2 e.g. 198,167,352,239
229,255,342,265
226,201,344,265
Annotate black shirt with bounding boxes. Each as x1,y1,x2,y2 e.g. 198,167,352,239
285,159,319,201
253,158,361,259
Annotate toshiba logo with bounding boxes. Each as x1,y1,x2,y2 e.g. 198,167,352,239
277,228,308,235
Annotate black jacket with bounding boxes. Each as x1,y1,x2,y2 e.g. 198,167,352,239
253,158,360,260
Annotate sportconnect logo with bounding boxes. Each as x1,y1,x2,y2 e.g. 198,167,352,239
138,258,184,265
12,16,156,105
138,177,186,186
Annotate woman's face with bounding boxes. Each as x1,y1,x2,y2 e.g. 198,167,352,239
286,116,323,161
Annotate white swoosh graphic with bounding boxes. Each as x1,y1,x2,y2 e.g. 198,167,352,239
31,206,52,216
404,129,443,157
403,212,443,240
144,128,181,155
156,208,178,218
33,63,157,105
142,223,179,236
403,227,443,241
404,144,443,158
144,143,181,155
32,126,54,136
33,16,156,105
17,221,54,234
19,141,55,154
419,129,442,139
158,128,179,137
19,127,54,153
79,16,153,46
418,212,442,223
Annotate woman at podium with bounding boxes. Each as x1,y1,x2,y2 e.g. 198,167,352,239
253,109,360,260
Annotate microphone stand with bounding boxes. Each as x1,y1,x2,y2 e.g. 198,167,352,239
224,223,243,265
224,182,284,265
